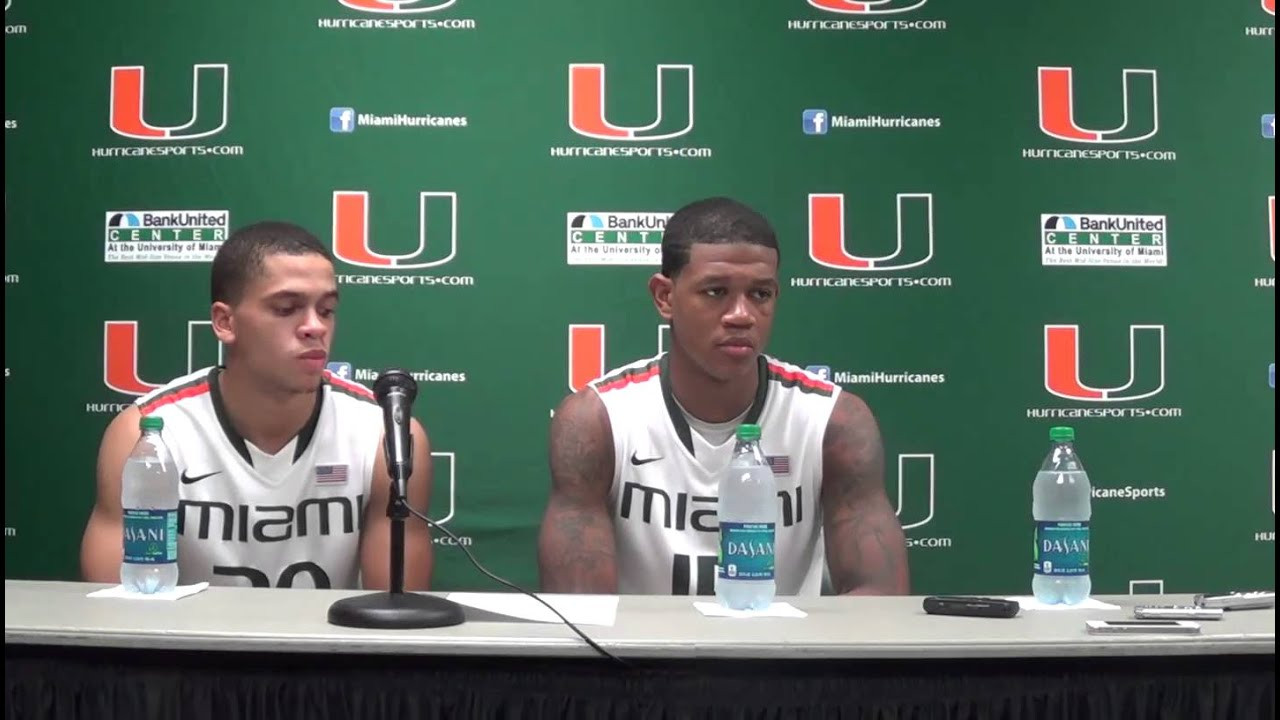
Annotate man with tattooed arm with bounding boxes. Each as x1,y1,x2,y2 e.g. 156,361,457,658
538,197,910,597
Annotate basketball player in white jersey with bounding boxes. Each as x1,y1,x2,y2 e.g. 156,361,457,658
80,221,436,590
538,198,909,596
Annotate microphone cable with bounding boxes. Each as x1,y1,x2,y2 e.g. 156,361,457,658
408,507,632,668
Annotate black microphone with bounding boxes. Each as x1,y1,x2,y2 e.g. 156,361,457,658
373,369,416,500
326,368,465,630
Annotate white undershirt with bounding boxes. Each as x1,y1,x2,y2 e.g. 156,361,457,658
673,396,751,446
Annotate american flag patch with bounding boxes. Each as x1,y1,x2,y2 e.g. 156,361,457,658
766,455,791,476
314,464,349,485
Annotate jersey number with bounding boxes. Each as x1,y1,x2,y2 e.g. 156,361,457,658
672,553,717,596
213,561,332,588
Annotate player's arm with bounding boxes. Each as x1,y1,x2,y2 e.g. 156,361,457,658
820,393,911,595
538,389,618,593
361,418,433,590
80,405,142,582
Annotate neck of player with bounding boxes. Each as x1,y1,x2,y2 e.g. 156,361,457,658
667,346,757,423
219,364,318,455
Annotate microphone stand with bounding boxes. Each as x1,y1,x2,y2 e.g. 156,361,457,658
327,447,465,629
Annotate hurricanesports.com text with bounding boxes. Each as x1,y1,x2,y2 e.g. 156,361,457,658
905,537,951,548
551,146,712,159
1092,486,1167,500
1026,407,1183,419
316,18,477,30
791,277,953,288
787,20,947,31
337,274,475,287
92,145,245,158
1022,148,1177,162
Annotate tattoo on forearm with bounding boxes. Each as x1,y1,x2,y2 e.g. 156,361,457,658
542,506,616,590
823,394,910,594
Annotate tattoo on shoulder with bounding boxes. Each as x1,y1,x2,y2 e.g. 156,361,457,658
550,391,612,493
825,394,885,500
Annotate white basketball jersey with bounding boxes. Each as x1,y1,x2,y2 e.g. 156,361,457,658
591,353,840,596
135,367,383,589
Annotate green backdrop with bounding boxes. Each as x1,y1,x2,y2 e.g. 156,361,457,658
4,0,1274,596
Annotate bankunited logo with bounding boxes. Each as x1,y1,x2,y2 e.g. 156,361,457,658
1044,325,1165,402
567,212,668,265
105,210,229,263
109,64,228,140
1037,67,1158,144
568,64,693,141
331,190,457,269
1041,213,1167,267
102,320,223,397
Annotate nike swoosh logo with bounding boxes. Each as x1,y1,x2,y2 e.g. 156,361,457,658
180,470,220,485
630,452,662,466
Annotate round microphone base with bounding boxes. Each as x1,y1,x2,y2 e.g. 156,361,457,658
327,591,466,629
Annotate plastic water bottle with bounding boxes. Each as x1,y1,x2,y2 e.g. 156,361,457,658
1032,426,1092,605
121,415,179,594
716,423,777,610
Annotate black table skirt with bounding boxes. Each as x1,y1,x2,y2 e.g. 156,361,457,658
5,644,1275,720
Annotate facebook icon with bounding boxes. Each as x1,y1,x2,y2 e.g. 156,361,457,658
802,109,829,136
330,107,356,133
805,365,832,381
1263,114,1275,139
327,361,353,380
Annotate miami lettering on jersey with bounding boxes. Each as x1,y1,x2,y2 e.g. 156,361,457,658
591,354,838,596
136,367,383,589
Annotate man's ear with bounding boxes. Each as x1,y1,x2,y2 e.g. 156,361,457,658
648,273,674,322
211,301,235,345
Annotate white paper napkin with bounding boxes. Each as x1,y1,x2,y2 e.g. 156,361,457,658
1005,596,1121,611
87,582,210,600
693,601,808,618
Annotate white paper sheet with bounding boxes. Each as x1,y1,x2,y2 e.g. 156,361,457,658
444,592,619,626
